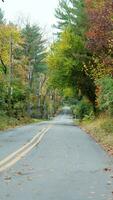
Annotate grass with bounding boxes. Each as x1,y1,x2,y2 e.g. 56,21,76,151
75,115,113,155
0,113,44,131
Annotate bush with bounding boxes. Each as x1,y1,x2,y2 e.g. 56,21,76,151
72,98,94,120
96,76,113,115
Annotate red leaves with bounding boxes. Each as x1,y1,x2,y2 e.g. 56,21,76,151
85,0,113,75
86,0,113,54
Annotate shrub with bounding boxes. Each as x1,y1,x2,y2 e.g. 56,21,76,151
96,76,113,115
72,97,94,120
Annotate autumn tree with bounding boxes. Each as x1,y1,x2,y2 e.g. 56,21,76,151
85,0,113,78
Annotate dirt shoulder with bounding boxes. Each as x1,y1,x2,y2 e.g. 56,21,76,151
75,116,113,156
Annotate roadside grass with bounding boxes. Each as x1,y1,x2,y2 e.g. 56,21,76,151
75,115,113,155
0,113,44,131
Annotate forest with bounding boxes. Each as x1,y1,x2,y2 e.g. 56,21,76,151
47,0,113,152
0,0,113,146
0,0,113,197
0,7,61,129
48,0,113,118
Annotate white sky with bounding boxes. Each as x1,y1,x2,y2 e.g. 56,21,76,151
0,0,59,40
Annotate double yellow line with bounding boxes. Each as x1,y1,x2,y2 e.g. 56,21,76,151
0,125,52,172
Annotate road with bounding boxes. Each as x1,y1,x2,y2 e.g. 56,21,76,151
0,108,113,200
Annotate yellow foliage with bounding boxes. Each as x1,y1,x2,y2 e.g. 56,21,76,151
0,24,23,66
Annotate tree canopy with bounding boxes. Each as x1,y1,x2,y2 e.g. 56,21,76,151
47,0,113,110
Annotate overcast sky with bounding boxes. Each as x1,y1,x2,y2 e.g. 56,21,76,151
0,0,59,39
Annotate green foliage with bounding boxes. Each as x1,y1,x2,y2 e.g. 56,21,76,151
48,0,113,111
22,24,46,68
96,76,113,114
0,9,53,122
55,0,88,35
47,27,85,88
0,111,34,130
0,0,112,128
48,22,96,104
72,98,94,120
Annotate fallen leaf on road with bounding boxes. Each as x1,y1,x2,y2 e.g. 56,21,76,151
4,176,11,180
104,168,111,172
16,171,23,176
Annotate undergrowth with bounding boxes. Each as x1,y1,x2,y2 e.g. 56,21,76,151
76,114,113,155
0,112,43,131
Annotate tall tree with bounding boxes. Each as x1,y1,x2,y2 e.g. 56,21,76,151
22,23,47,116
22,24,46,85
55,0,88,36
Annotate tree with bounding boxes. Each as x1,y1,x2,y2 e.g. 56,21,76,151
85,0,113,78
47,25,96,105
54,0,88,36
48,0,97,106
0,23,27,117
22,24,46,86
21,23,47,116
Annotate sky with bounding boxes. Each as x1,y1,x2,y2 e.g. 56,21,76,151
0,0,59,40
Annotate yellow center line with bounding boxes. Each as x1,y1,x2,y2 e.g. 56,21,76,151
0,125,52,172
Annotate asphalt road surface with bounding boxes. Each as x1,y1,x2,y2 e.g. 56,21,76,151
0,108,113,200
